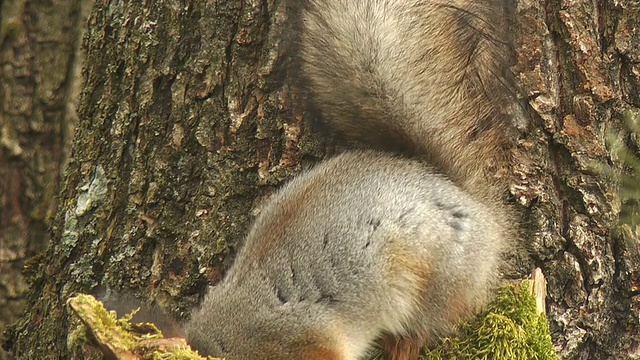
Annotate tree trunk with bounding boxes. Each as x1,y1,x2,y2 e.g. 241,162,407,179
2,0,639,359
0,0,90,359
4,0,321,358
515,0,640,358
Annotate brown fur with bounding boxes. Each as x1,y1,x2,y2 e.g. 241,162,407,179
386,236,433,300
301,0,515,195
302,347,344,360
250,174,319,259
381,333,428,360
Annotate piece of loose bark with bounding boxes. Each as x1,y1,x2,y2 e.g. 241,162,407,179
67,294,215,360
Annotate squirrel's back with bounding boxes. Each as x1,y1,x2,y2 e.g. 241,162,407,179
187,151,506,359
302,0,515,189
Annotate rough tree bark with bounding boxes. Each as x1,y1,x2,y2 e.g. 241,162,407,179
0,0,90,359
515,1,640,358
4,0,320,358
2,0,639,359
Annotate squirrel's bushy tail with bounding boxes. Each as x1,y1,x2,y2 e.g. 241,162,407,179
301,0,516,191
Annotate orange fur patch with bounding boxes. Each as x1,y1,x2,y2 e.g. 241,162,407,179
250,174,326,259
385,237,432,301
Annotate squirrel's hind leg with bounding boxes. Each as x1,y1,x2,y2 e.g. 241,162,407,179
380,333,427,360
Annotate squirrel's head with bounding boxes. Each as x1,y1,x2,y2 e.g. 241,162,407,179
185,282,346,360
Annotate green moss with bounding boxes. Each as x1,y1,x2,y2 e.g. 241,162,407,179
67,294,218,359
67,323,90,348
421,283,558,360
67,294,137,351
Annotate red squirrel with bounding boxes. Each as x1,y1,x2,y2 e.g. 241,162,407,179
185,1,516,358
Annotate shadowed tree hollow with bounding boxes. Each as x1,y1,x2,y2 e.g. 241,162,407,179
2,1,640,359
